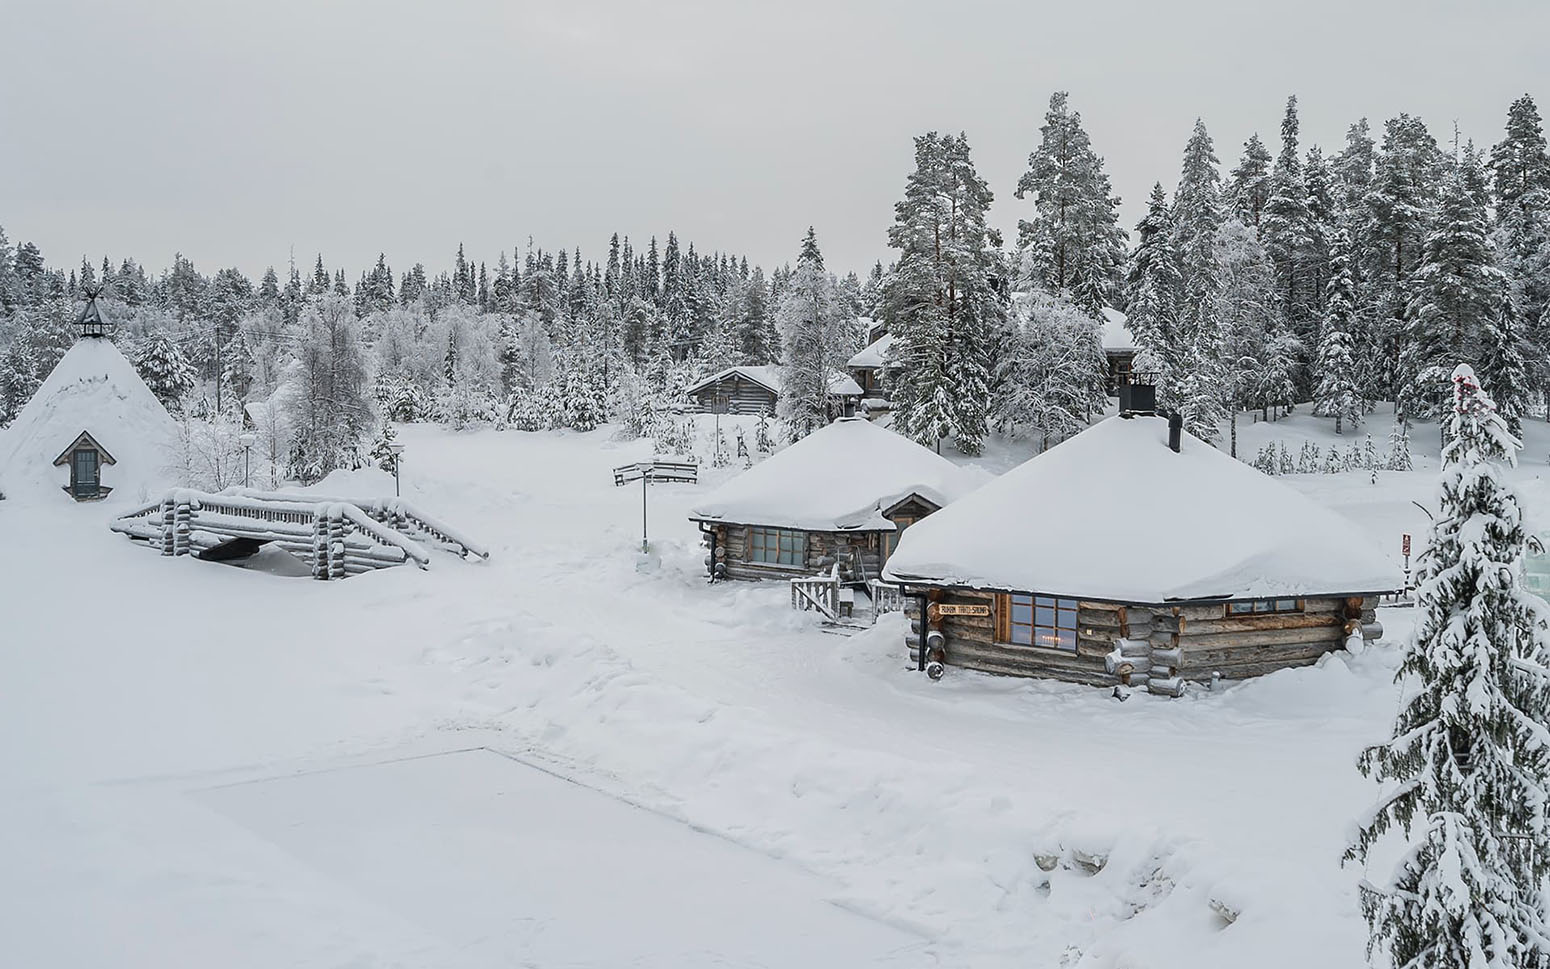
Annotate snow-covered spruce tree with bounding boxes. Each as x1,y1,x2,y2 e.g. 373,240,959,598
1481,292,1532,439
882,132,1002,455
1013,91,1127,315
1401,150,1506,423
1122,183,1183,397
1313,228,1364,434
1171,119,1228,445
1227,133,1274,228
131,334,196,412
1261,96,1319,350
1348,364,1550,969
1490,96,1550,407
369,421,400,473
1386,417,1414,471
775,227,852,440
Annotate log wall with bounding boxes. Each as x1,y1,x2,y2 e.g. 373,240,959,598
687,377,778,415
710,523,885,582
899,588,1384,690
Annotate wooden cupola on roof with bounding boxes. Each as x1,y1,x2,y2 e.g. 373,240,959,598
74,287,113,339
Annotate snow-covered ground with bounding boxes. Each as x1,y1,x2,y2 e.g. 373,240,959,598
5,409,1550,967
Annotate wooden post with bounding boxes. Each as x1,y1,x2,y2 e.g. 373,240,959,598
159,497,176,556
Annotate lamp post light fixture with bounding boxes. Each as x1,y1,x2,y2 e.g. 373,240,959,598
239,433,256,488
387,442,406,497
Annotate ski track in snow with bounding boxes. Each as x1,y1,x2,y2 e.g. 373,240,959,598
5,410,1546,967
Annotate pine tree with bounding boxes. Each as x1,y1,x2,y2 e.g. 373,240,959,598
1171,119,1228,442
1348,364,1550,969
131,334,196,411
1402,153,1506,421
369,421,400,473
775,228,852,439
1261,96,1318,356
1013,92,1127,314
1214,217,1281,454
1228,133,1273,227
1386,416,1414,471
1312,228,1363,433
1481,292,1532,438
882,132,1003,454
1122,184,1183,396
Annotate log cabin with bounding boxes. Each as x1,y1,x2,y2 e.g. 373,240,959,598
881,403,1400,695
684,365,863,418
690,417,980,584
847,332,893,419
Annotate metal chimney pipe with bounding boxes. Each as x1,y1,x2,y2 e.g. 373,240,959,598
1168,412,1183,453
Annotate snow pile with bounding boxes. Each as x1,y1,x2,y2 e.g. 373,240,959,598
686,364,864,399
0,338,178,502
690,417,984,530
885,413,1400,601
848,333,895,370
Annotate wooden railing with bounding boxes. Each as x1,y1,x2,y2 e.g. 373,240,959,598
868,580,905,622
790,574,840,620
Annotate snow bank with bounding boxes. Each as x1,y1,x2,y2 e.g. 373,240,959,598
885,413,1400,602
690,417,983,530
0,338,178,503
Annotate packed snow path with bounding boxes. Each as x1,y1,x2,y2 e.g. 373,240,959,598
6,416,1548,967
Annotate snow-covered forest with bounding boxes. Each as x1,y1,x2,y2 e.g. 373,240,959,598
4,92,1547,483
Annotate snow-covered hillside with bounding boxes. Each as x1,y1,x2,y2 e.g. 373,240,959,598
1,416,1545,967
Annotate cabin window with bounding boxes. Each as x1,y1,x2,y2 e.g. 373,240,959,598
1000,594,1078,651
1226,598,1301,616
749,527,804,567
71,449,100,498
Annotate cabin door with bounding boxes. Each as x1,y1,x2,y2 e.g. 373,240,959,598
72,449,100,498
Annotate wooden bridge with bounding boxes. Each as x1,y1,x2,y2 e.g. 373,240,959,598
111,488,488,579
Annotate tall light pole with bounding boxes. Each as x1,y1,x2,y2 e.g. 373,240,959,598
239,433,255,488
388,442,405,497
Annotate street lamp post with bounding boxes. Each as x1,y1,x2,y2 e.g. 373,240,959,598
387,442,405,497
239,433,255,488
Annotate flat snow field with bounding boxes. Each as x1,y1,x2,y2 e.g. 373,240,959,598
4,412,1550,968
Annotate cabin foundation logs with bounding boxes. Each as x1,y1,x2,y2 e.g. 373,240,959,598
903,588,1382,692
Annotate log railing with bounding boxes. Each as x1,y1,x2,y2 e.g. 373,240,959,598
110,488,480,579
790,574,840,621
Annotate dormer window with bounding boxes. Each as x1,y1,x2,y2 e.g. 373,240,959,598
52,430,116,501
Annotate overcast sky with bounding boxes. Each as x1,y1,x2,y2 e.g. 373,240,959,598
2,0,1546,283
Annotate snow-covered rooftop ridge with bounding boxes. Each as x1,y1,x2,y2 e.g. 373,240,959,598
690,417,983,531
0,338,178,502
1100,306,1132,352
847,333,895,370
883,414,1401,603
685,365,863,399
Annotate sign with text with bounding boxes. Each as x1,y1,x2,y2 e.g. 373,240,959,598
930,602,991,620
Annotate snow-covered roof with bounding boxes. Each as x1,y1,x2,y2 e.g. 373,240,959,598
690,417,983,531
848,333,895,370
0,338,178,501
883,414,1400,603
685,365,863,399
1100,306,1133,352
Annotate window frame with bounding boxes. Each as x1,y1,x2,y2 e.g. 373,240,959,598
1225,598,1303,617
747,526,805,568
997,593,1080,652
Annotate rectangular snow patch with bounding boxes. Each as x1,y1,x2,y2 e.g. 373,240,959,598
194,748,927,968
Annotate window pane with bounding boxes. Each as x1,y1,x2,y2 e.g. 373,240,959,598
1229,602,1251,615
1034,595,1056,609
1276,599,1297,612
1011,603,1032,624
1057,629,1077,651
1011,625,1032,645
1035,606,1055,627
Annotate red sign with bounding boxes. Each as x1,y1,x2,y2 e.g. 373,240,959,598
1402,534,1412,556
